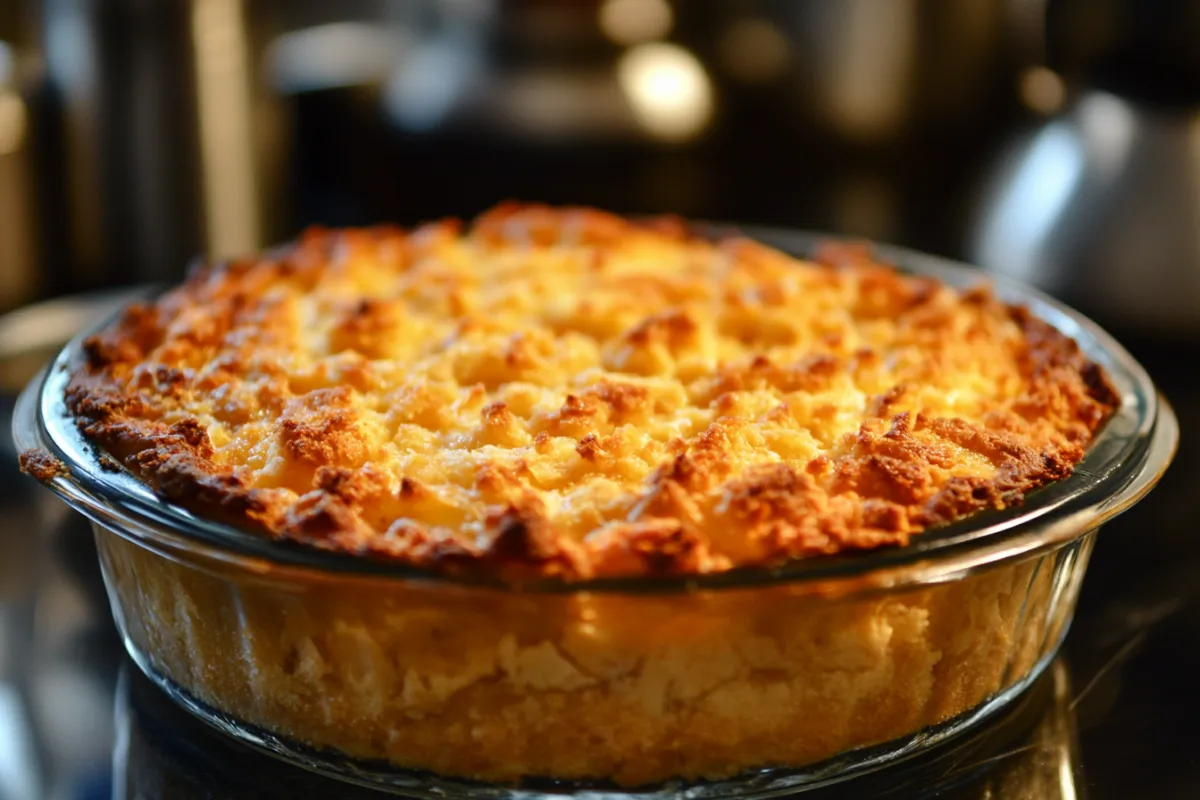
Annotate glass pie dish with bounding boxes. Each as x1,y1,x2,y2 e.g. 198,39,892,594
12,229,1177,798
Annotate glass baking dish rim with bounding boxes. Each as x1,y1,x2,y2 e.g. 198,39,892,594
12,227,1177,595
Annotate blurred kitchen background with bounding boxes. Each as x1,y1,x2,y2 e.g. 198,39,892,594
5,1,1200,799
0,0,1194,318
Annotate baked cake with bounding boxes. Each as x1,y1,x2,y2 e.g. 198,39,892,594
24,204,1118,786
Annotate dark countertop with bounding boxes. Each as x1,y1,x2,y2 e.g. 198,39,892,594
2,335,1198,800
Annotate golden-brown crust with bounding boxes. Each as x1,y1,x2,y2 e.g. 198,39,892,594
56,204,1118,580
18,448,69,482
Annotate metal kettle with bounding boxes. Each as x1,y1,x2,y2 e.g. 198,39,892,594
971,0,1200,335
970,89,1200,335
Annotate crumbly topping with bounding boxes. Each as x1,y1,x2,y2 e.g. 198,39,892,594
18,448,68,482
58,204,1118,579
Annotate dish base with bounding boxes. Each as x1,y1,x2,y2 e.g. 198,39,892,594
122,637,1064,799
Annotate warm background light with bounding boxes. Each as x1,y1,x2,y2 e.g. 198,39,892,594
617,42,713,142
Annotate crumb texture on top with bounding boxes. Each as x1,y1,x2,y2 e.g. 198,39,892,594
58,204,1117,579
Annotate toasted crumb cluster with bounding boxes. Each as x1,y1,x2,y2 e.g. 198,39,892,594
63,204,1117,579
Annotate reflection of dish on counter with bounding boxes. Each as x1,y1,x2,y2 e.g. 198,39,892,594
976,660,1079,800
16,207,1175,794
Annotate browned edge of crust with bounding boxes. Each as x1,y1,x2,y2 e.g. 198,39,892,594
18,448,69,482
